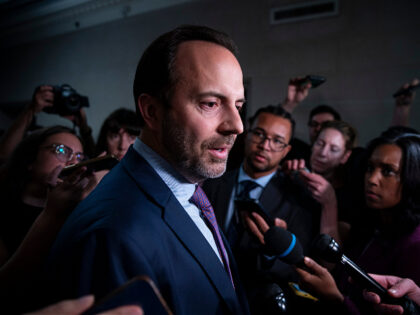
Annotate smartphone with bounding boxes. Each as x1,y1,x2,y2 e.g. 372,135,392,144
83,275,173,315
60,155,119,177
297,75,326,88
235,199,274,227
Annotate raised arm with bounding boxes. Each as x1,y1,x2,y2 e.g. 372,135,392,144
0,86,53,162
281,77,312,113
391,78,419,127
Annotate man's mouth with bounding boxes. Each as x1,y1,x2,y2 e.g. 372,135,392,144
254,152,268,163
206,136,235,160
209,146,230,160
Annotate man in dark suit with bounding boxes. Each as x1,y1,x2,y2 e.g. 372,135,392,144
43,25,249,315
203,106,320,313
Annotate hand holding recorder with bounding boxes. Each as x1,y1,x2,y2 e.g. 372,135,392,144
363,274,420,315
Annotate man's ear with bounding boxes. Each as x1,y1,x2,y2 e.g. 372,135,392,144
340,150,352,165
282,144,292,158
137,94,162,131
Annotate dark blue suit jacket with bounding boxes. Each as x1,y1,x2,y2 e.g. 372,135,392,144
45,147,250,315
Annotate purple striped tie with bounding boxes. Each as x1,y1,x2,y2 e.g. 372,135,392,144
190,185,235,288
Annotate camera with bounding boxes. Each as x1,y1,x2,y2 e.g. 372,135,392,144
43,84,89,116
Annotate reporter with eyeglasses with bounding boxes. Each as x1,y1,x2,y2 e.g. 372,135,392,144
0,125,99,313
203,105,321,314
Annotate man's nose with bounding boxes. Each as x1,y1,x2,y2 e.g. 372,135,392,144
218,104,243,136
258,137,271,151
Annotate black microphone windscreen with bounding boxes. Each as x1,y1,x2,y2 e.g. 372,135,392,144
312,234,342,263
264,227,304,265
259,283,287,314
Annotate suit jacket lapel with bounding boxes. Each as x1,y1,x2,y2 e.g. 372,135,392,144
259,171,287,217
212,170,238,228
163,196,243,313
220,229,250,314
121,148,241,313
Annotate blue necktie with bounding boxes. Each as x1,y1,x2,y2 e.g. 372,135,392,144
237,180,260,200
227,180,260,247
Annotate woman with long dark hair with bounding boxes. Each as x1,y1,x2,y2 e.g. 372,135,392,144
95,108,141,160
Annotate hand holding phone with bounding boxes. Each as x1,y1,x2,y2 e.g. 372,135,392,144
296,75,326,89
235,199,274,227
83,275,173,315
60,155,119,178
393,79,420,98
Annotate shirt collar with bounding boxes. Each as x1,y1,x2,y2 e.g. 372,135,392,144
133,138,196,203
238,164,276,188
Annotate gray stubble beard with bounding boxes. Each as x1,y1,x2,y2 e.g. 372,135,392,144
162,115,233,182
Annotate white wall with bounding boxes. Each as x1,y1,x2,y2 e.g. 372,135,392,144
1,0,419,145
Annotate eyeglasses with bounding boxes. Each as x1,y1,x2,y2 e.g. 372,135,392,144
308,121,322,128
248,129,289,152
42,143,85,163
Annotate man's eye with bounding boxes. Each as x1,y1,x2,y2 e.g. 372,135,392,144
273,138,283,145
254,131,264,138
201,101,218,108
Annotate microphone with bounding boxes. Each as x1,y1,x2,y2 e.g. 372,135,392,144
261,227,320,309
263,226,304,267
313,234,419,314
259,283,287,314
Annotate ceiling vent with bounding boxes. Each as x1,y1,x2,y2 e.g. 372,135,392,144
270,0,339,25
